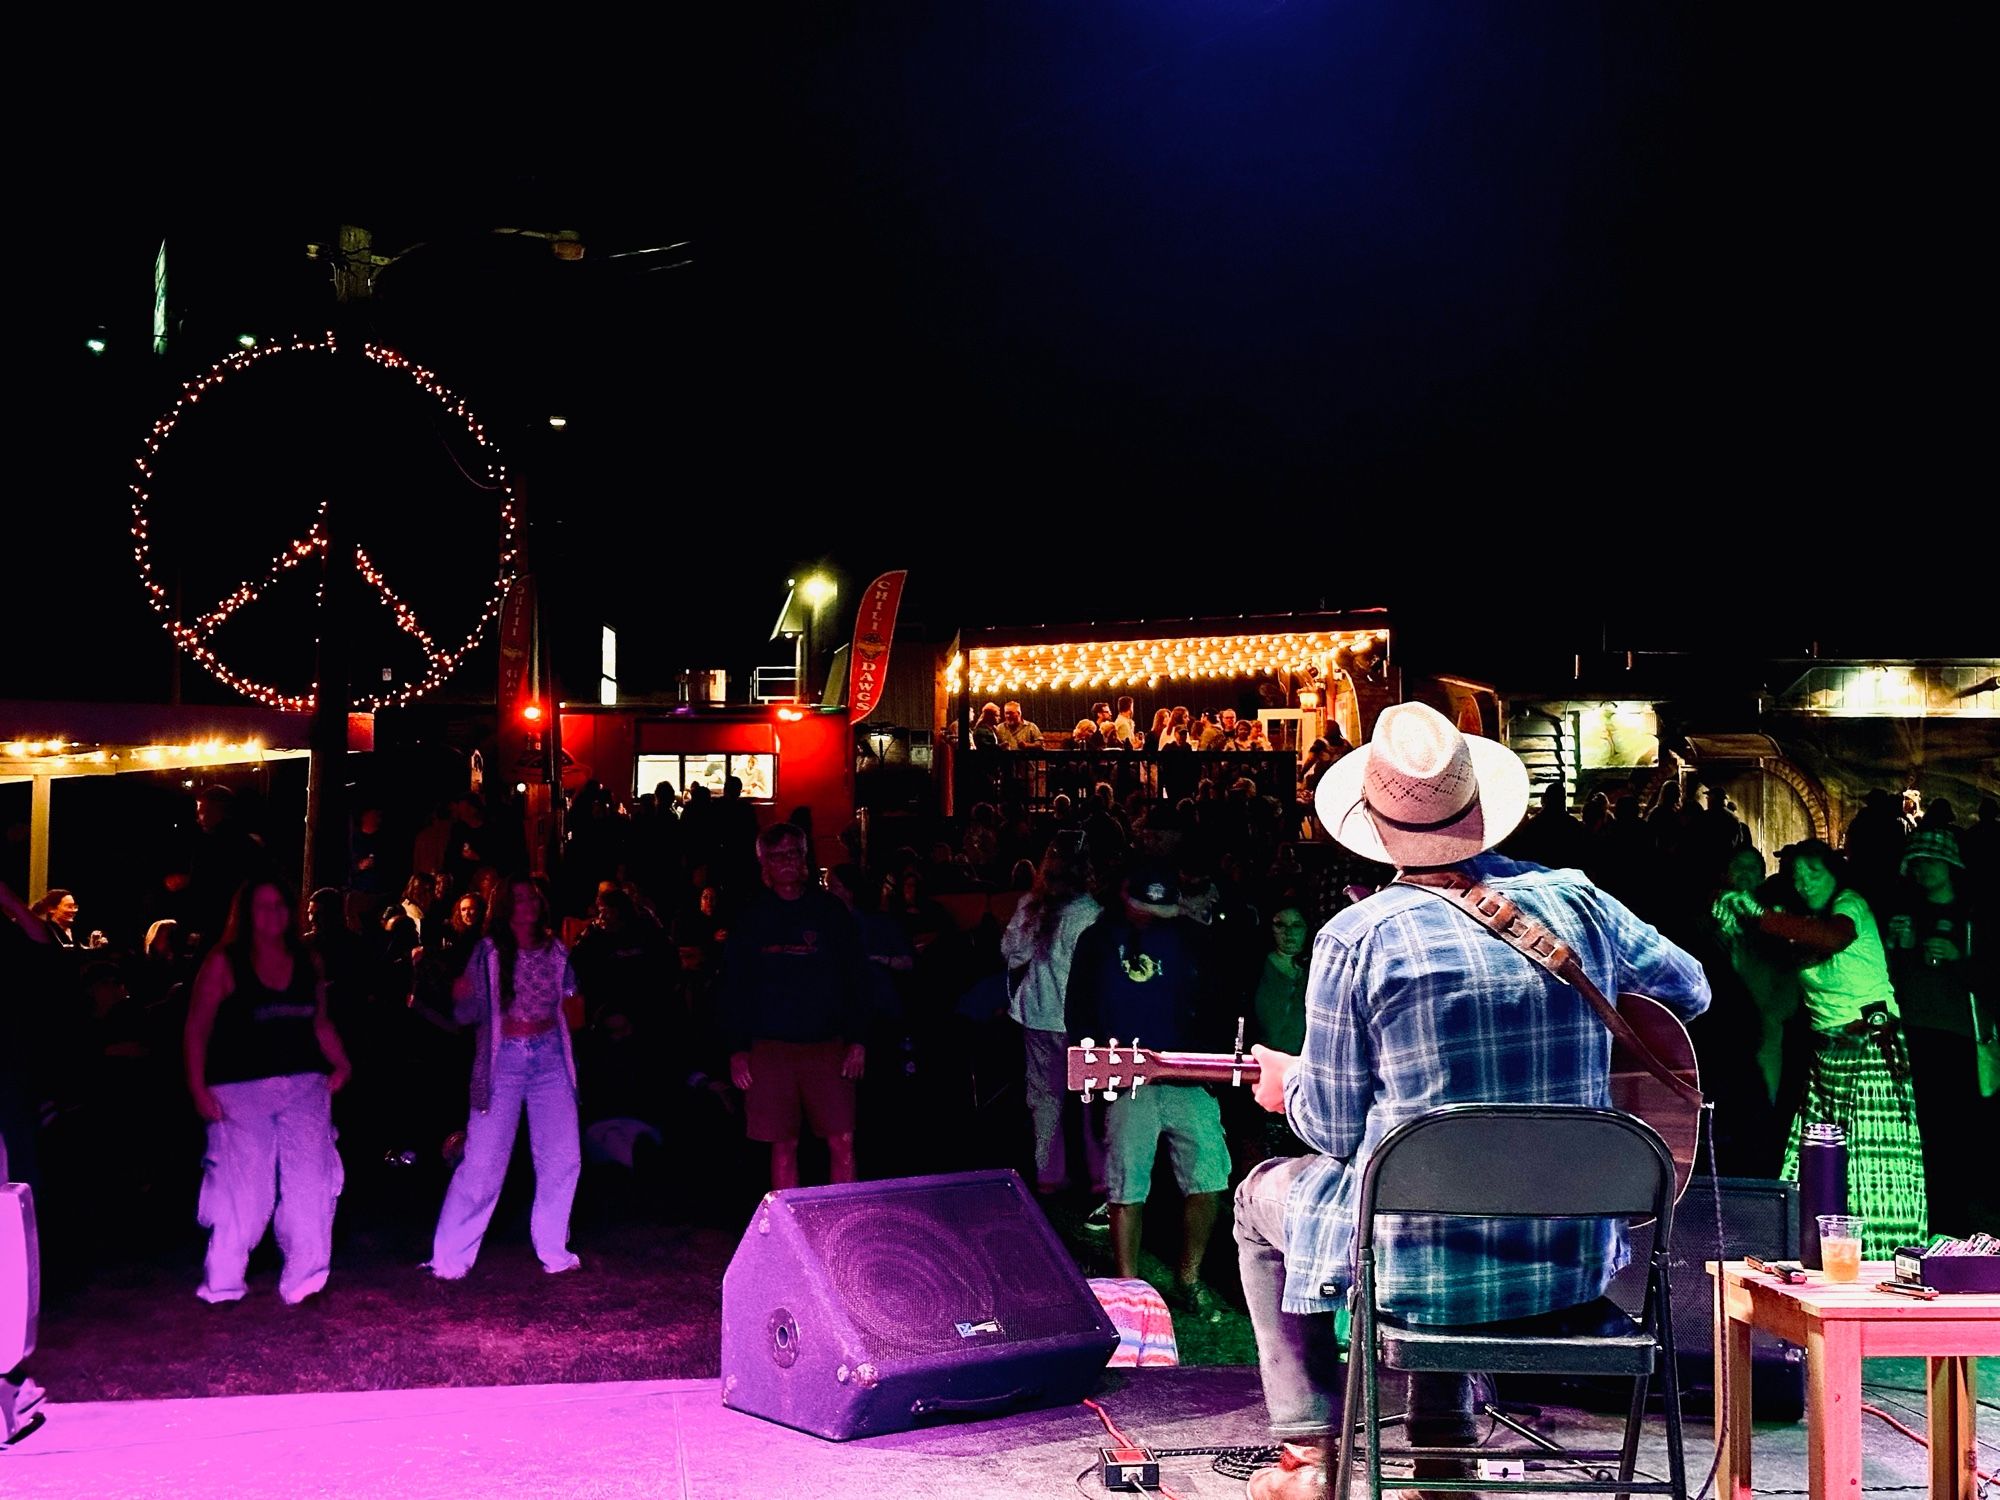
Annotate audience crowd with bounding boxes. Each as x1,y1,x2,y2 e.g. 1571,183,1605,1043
1,754,1993,1303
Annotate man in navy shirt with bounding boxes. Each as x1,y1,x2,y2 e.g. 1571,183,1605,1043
1068,862,1231,1320
722,825,870,1190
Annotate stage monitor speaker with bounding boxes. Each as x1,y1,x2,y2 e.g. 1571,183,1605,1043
1609,1174,1805,1421
1,1183,37,1371
721,1170,1118,1440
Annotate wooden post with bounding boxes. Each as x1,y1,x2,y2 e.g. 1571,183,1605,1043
1713,1266,1755,1500
1926,1355,1974,1500
1805,1318,1862,1500
28,774,52,904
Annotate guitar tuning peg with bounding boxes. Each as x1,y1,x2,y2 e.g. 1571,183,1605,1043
1080,1086,1094,1103
1103,1087,1119,1102
1079,1037,1097,1050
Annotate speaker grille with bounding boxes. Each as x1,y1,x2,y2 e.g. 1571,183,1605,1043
1610,1174,1795,1356
790,1178,1090,1356
1608,1174,1802,1417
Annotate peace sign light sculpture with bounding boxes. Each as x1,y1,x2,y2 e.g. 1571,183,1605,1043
129,333,521,712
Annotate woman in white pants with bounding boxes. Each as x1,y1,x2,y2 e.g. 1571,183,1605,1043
428,879,585,1278
184,879,352,1305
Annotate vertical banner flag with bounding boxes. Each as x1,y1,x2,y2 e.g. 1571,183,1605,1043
497,574,540,781
849,571,908,725
498,575,536,714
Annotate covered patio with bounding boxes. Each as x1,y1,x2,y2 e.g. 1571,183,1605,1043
0,702,313,903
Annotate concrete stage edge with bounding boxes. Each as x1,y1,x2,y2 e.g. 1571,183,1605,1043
0,1365,1971,1499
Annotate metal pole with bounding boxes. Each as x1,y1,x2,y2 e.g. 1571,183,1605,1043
301,510,353,903
801,607,815,704
300,224,372,906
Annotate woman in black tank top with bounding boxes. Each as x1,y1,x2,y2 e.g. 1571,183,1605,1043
183,879,352,1305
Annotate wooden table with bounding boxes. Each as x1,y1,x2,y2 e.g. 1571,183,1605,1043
1709,1260,1999,1500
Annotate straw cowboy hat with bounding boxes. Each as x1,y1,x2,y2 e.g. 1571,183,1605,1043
1314,701,1531,867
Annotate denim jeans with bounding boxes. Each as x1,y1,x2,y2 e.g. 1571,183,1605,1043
196,1072,344,1305
430,1033,581,1277
1234,1154,1473,1444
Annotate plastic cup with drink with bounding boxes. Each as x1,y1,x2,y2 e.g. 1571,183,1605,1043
1817,1215,1864,1282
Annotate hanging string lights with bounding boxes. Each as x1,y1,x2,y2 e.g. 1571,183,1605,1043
0,737,282,771
959,629,1387,698
129,335,520,712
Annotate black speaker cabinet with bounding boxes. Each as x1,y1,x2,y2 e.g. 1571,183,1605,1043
721,1170,1118,1440
1503,1176,1804,1421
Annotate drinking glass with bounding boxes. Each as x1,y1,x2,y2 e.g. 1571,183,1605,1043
1817,1215,1864,1282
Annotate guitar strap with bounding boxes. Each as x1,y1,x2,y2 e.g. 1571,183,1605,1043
1395,870,1704,1109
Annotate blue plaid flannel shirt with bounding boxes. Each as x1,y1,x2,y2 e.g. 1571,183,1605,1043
1280,852,1711,1321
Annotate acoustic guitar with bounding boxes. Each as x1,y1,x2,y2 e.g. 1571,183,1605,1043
1064,992,1702,1204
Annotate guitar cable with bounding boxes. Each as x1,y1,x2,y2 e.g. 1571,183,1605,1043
1692,1099,1727,1500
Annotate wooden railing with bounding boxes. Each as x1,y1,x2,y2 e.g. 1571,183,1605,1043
956,748,1301,816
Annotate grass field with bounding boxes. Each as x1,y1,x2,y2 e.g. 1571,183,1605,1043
34,1162,1255,1401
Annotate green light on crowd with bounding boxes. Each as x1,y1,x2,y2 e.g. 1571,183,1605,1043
86,338,107,355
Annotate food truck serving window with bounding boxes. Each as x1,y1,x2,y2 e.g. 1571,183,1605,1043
636,753,775,802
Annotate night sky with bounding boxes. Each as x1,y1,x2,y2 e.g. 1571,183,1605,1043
16,6,1984,709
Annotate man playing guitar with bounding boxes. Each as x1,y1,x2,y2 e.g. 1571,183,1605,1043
1237,703,1711,1499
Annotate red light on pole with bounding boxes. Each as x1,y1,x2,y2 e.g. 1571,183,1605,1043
522,703,543,722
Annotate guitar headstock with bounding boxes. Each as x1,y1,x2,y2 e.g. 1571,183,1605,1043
1065,1038,1157,1101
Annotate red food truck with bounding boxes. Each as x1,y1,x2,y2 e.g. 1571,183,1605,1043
557,702,856,855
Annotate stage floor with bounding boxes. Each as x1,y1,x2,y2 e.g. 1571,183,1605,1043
1,1364,1975,1499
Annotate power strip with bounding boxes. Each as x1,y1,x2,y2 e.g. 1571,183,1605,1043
1480,1459,1526,1481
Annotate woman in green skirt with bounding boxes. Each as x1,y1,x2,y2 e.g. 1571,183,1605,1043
1715,839,1925,1258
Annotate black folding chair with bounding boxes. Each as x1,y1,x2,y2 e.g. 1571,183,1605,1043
1333,1105,1687,1500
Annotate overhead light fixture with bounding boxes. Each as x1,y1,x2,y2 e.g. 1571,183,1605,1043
801,574,836,608
86,337,107,355
237,334,257,349
548,415,568,429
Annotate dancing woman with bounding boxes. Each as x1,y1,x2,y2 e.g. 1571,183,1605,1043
428,878,585,1278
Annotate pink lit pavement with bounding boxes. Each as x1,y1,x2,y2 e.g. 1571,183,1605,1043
0,1366,1960,1498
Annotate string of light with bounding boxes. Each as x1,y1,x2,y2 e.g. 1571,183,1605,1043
0,738,272,767
958,629,1387,698
130,334,520,711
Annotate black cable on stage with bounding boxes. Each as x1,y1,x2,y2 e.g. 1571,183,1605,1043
1691,1100,1729,1500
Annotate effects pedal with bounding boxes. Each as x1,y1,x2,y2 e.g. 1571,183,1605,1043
1101,1445,1161,1490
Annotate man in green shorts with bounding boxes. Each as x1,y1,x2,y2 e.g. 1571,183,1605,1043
1067,863,1230,1320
